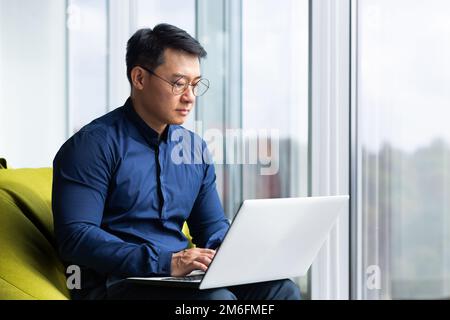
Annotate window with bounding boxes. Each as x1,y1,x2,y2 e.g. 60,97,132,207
0,0,66,167
136,0,195,35
68,0,108,134
1,0,311,298
242,0,309,201
355,0,450,299
242,0,309,298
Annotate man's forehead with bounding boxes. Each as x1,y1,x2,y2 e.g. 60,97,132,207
159,50,201,78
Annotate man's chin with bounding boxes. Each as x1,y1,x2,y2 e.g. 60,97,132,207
169,118,186,126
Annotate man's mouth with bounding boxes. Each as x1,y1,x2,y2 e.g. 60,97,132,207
175,109,190,116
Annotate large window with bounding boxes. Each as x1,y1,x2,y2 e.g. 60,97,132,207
0,0,66,167
355,0,450,299
1,0,310,299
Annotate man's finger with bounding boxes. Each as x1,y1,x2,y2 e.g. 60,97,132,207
195,250,215,261
197,248,216,253
199,251,215,259
192,261,208,272
195,255,213,267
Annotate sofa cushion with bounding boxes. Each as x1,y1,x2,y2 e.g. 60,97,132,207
0,168,70,299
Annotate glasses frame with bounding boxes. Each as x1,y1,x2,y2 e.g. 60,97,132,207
138,65,210,97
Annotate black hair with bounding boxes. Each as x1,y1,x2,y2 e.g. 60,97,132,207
126,23,207,84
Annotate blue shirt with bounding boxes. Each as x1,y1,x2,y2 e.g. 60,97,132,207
52,98,230,298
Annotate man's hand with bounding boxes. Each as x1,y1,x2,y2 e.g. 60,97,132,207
171,248,216,277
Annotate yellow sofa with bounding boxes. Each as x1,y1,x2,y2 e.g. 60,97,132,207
0,159,193,300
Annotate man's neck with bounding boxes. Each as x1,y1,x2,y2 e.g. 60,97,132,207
131,96,167,137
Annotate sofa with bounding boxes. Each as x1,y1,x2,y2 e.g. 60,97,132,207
0,158,193,300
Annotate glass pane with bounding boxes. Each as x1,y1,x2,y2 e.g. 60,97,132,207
195,0,230,215
68,0,108,134
0,0,66,167
136,0,195,36
358,0,450,299
242,0,309,298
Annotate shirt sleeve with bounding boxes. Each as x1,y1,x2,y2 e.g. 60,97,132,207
187,140,230,249
52,129,172,277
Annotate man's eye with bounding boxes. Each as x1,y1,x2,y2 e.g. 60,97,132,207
174,82,186,88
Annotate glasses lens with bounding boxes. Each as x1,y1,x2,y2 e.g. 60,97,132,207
172,79,188,95
193,79,210,96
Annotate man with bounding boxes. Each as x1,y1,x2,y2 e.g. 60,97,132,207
52,23,300,300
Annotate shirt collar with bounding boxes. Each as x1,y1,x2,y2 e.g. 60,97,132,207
123,97,171,147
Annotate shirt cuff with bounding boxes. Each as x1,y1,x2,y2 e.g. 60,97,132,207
158,249,173,275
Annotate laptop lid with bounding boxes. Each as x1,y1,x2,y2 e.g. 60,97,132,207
199,195,349,290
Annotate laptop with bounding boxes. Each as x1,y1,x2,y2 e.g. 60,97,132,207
126,195,349,290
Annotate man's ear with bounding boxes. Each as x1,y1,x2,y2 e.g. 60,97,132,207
131,66,145,91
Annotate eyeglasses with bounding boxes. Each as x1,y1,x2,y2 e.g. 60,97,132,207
139,66,210,97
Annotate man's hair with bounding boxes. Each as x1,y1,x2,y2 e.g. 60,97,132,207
126,23,207,84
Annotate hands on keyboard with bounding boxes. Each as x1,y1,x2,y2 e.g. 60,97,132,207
165,269,206,281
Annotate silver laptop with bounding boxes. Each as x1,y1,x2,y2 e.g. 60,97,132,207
126,195,349,290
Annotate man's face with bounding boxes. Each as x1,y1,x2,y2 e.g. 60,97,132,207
134,48,201,128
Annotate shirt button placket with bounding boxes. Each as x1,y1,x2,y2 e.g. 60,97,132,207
155,144,165,220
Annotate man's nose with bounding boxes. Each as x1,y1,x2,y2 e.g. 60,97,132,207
181,86,196,103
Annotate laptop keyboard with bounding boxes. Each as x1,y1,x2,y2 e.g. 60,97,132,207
165,275,204,282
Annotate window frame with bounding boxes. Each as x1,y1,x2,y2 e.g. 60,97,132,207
350,0,360,300
309,0,351,300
